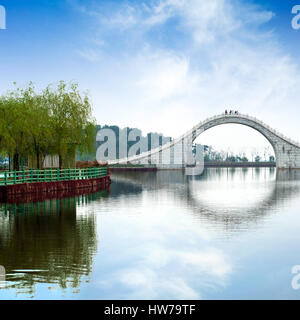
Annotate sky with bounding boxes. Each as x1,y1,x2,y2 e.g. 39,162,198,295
1,0,300,157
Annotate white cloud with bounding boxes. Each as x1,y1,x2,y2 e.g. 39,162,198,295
99,247,232,299
93,0,274,43
136,51,191,100
102,4,140,30
119,269,201,299
73,0,300,154
77,48,102,62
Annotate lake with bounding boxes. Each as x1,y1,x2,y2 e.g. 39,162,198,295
1,168,300,299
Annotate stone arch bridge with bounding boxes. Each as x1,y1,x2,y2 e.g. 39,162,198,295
109,113,300,169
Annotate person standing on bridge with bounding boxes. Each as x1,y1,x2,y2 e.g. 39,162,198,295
225,110,228,115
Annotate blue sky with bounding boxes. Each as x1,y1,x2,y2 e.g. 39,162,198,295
1,0,300,156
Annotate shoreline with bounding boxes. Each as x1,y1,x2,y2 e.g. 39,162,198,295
109,162,276,171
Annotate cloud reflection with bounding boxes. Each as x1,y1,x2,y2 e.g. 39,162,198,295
98,246,233,299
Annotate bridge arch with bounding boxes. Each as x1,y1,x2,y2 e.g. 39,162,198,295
109,114,300,169
191,115,278,162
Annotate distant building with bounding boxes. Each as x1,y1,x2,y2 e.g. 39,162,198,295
77,125,173,162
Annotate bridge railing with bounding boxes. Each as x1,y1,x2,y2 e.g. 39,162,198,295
218,113,300,148
187,112,300,150
0,167,108,186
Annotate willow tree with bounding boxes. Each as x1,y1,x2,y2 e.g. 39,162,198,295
0,86,32,171
43,81,96,169
25,95,55,169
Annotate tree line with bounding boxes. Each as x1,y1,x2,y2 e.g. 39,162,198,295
199,145,276,163
0,81,96,171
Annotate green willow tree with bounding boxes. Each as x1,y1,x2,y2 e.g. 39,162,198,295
0,87,31,171
0,81,96,170
43,81,96,169
26,89,55,169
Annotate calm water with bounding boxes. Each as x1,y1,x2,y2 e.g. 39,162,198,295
1,168,300,299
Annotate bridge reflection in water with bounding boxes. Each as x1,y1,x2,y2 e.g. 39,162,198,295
111,168,300,233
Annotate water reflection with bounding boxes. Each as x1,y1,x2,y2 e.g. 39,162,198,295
0,190,109,296
89,168,300,299
1,169,300,299
111,168,300,234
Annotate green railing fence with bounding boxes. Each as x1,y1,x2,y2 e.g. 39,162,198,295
0,167,108,186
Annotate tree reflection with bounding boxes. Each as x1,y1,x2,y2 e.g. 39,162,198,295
0,190,109,295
